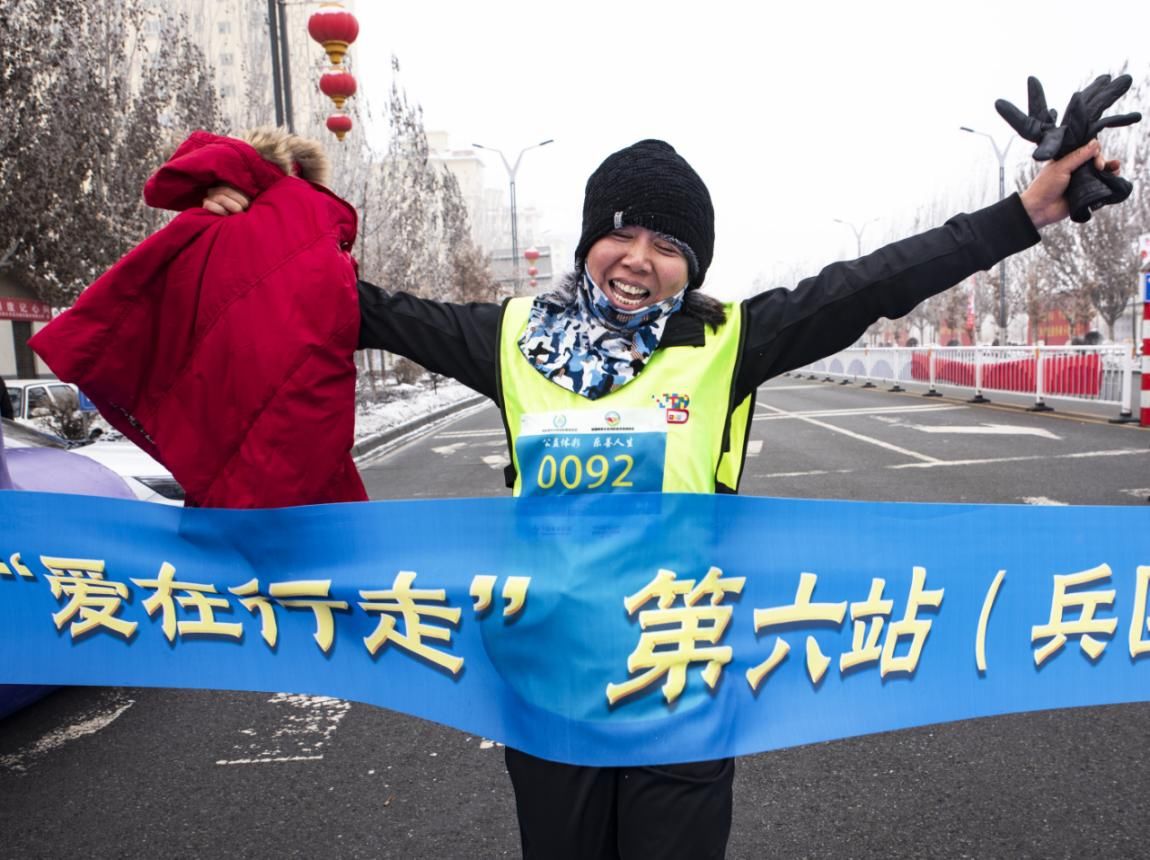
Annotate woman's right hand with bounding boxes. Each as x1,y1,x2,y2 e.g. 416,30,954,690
202,185,251,216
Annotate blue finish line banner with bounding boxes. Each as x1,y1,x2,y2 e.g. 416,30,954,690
1,490,1148,766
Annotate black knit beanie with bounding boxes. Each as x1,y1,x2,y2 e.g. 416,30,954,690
574,139,715,289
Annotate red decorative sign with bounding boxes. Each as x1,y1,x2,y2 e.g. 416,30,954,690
0,298,51,322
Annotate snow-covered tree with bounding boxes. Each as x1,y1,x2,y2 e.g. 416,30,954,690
0,0,220,306
361,58,495,303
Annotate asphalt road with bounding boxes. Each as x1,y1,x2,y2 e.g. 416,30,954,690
2,380,1148,859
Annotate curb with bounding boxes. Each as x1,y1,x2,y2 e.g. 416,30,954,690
885,386,1149,429
352,394,488,462
794,375,1147,430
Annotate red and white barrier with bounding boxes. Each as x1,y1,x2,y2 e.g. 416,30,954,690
801,343,1135,418
1140,243,1150,426
1140,294,1149,426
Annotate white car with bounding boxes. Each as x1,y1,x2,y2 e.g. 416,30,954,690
5,378,81,422
1,417,184,505
69,439,184,505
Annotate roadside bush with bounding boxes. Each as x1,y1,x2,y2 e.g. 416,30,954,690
36,397,93,441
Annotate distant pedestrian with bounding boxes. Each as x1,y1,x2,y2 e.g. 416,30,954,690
0,375,14,420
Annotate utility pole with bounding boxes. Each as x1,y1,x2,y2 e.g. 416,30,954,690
961,126,1015,343
266,0,294,131
472,140,554,294
833,217,878,257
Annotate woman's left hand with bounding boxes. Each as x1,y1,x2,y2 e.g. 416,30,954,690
202,185,251,216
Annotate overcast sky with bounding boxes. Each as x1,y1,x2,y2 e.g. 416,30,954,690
353,0,1148,300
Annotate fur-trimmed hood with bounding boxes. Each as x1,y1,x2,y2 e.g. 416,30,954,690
144,129,349,216
239,126,330,187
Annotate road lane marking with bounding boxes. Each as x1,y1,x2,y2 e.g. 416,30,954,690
216,755,325,765
1021,497,1069,506
433,429,506,439
747,440,763,456
482,454,511,470
758,403,942,464
0,692,135,773
754,450,1147,481
1120,488,1150,499
431,442,469,456
759,469,854,478
356,401,495,466
892,448,1148,470
895,422,1062,440
215,694,350,766
757,404,964,420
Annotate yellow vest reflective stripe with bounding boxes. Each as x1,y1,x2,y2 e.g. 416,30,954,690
497,296,753,495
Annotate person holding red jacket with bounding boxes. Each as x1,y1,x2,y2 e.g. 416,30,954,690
30,128,367,508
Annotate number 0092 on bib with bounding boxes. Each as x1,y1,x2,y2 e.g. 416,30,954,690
516,409,668,495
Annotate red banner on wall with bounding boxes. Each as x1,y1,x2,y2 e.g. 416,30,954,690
1030,309,1090,346
0,298,51,322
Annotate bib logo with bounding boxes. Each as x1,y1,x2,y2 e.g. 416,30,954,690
604,411,621,427
652,393,690,425
552,414,568,429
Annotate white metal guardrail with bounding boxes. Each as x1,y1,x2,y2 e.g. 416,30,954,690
796,345,1141,423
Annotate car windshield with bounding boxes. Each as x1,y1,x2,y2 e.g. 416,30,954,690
49,384,78,409
26,386,48,412
1,416,70,449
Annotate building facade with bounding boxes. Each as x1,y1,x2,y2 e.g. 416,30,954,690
158,0,358,138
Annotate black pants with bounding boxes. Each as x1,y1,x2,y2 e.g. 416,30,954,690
505,747,734,859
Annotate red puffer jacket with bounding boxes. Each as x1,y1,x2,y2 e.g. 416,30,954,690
30,130,367,508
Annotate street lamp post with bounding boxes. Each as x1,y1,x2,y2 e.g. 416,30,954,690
834,217,880,347
472,139,554,293
266,0,295,131
961,126,1015,344
833,217,878,257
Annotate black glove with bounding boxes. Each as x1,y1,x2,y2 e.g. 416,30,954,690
994,76,1060,152
996,74,1142,223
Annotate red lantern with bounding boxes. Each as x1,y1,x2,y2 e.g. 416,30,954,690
529,279,538,288
319,68,357,109
523,247,540,263
527,266,538,276
326,113,353,141
308,3,360,66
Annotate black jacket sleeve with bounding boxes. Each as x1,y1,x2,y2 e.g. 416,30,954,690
356,282,502,401
734,195,1041,400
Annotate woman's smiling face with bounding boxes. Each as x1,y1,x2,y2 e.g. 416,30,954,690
585,226,690,311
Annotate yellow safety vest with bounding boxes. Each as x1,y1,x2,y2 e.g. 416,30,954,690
497,296,754,495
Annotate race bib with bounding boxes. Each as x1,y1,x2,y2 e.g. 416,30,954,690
516,409,667,495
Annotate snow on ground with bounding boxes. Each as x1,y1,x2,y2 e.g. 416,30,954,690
28,379,477,447
353,379,477,442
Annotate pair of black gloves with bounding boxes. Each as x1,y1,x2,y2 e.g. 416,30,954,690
996,74,1141,223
